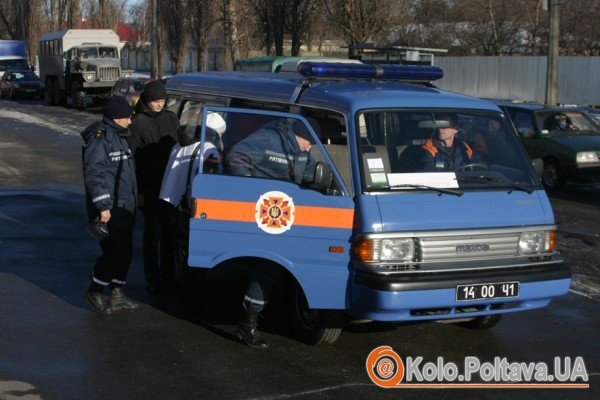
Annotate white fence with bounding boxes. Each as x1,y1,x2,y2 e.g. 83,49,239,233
435,56,600,105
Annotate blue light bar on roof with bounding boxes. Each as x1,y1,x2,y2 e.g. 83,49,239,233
297,62,444,81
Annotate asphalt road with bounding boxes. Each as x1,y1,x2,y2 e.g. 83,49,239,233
0,98,598,400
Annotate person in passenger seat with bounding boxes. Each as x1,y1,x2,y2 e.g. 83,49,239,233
420,114,477,171
226,117,320,349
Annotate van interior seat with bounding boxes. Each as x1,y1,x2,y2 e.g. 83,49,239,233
395,120,433,172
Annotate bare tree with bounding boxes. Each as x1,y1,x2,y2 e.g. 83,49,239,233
157,0,188,73
287,0,317,56
320,0,393,58
451,0,522,55
187,0,215,71
218,0,240,69
82,0,126,29
44,0,82,31
560,0,600,55
247,0,273,55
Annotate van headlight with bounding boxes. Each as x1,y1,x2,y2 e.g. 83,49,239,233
576,152,599,164
354,238,415,263
518,230,555,254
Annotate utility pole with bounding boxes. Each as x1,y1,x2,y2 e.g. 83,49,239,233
545,0,559,105
151,0,158,79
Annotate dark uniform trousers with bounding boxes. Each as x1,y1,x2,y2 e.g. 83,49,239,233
141,200,175,284
242,264,286,314
92,209,135,286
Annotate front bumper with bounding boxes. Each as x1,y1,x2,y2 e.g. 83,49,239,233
350,262,571,321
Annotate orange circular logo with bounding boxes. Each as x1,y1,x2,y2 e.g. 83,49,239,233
366,346,404,387
255,191,295,234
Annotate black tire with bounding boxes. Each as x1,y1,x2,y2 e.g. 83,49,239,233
71,82,86,110
289,282,345,345
456,314,502,330
542,160,565,191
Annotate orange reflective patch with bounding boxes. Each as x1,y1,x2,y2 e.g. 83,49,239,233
193,198,354,229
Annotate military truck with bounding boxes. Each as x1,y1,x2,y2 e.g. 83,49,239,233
38,29,133,109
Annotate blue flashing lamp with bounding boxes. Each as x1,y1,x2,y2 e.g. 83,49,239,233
297,62,444,81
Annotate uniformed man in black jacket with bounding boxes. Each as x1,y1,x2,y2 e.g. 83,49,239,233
82,97,139,314
227,118,319,349
128,81,179,292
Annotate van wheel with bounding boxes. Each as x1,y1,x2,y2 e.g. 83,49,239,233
456,314,502,330
542,160,565,191
289,282,344,344
71,82,86,110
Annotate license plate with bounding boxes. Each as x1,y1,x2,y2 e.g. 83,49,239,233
456,281,519,301
26,89,36,92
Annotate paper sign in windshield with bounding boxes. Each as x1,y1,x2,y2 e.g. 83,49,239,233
387,172,459,188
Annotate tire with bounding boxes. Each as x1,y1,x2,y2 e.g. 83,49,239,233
456,314,502,330
71,82,86,110
289,282,345,345
542,160,566,191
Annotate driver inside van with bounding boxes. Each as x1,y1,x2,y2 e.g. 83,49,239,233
420,113,477,172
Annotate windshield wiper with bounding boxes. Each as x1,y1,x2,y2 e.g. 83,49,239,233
389,184,463,196
457,176,534,194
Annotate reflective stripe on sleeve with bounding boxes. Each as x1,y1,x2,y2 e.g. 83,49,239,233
92,194,110,203
243,295,266,305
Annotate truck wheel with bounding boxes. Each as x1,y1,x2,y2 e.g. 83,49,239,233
542,160,565,191
289,282,344,345
71,83,86,110
456,314,502,330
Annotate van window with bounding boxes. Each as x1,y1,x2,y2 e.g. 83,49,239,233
202,109,344,195
357,109,538,192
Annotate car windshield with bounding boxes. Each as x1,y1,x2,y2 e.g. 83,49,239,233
0,59,29,71
79,47,99,59
535,110,598,133
98,47,117,58
133,81,147,91
10,71,38,81
356,109,538,192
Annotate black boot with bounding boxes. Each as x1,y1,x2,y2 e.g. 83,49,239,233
84,291,112,315
110,287,140,311
236,311,269,349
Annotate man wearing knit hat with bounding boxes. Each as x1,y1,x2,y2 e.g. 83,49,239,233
81,97,140,314
128,80,179,293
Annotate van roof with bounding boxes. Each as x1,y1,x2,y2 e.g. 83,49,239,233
167,71,500,114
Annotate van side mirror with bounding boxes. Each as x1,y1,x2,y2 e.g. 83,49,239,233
531,158,543,180
313,162,333,191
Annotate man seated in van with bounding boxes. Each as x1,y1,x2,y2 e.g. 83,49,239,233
227,117,318,185
420,113,477,171
225,117,319,349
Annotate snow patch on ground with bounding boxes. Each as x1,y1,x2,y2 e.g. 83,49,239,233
0,108,97,136
570,274,600,301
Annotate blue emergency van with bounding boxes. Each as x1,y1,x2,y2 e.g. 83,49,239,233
165,62,570,344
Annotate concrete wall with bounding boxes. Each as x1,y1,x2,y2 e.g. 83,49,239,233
436,56,600,105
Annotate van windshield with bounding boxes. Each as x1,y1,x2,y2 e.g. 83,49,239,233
356,110,538,193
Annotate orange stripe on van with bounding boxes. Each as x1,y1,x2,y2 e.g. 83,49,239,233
193,198,354,229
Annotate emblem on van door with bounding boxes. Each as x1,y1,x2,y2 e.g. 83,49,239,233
255,191,295,234
455,243,490,253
